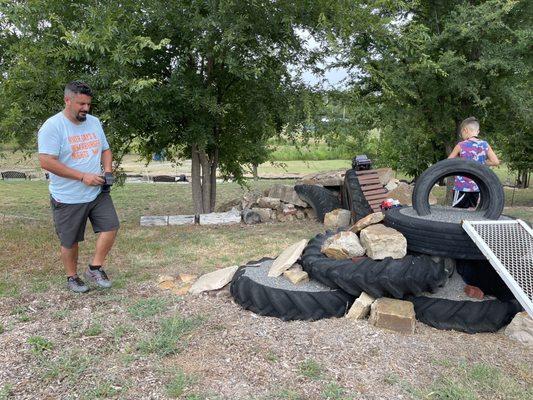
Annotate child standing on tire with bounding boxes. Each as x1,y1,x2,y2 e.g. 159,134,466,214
448,117,500,208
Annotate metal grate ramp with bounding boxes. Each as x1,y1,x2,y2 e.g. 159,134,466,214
463,220,533,317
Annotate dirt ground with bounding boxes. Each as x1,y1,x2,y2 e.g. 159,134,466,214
0,280,531,400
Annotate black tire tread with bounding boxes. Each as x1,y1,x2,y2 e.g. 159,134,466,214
230,261,354,321
294,185,341,223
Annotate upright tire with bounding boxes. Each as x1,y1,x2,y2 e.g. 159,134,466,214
344,169,373,223
294,185,341,223
412,158,504,219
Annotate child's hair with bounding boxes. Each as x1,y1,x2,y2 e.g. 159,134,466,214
460,117,480,140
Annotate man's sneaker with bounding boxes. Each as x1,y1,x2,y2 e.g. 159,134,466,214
84,267,112,288
67,276,89,293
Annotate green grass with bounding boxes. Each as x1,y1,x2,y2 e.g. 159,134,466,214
127,298,169,319
404,360,532,400
137,315,204,356
83,322,103,337
298,359,323,380
166,370,196,398
27,336,54,355
269,142,352,161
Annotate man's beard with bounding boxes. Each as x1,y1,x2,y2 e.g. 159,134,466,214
76,112,87,122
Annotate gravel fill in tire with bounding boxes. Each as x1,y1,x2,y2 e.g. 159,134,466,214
384,206,513,259
412,158,504,219
294,185,341,223
300,231,448,298
230,258,354,321
344,169,373,222
410,296,522,333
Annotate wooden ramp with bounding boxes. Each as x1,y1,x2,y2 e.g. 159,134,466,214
355,170,389,212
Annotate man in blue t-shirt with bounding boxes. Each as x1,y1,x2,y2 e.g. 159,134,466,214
38,81,120,293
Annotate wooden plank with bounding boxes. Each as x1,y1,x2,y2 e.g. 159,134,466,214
360,184,384,191
357,174,379,182
366,194,389,201
362,188,388,196
357,176,381,183
359,180,382,186
355,170,378,176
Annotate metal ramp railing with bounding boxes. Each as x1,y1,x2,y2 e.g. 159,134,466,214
463,219,533,317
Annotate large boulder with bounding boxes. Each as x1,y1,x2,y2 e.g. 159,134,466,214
268,184,308,207
251,207,273,222
359,224,407,260
321,231,366,260
299,169,346,187
257,196,282,209
505,312,533,347
387,182,437,206
323,209,351,229
375,168,394,186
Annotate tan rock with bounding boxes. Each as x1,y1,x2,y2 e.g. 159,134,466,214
257,196,281,209
251,207,273,222
321,231,365,260
324,208,351,229
387,182,437,206
283,269,309,284
295,210,306,220
171,284,191,296
268,239,308,277
282,203,297,216
346,292,375,319
189,265,239,294
375,168,394,186
158,280,177,290
299,169,346,186
369,298,416,333
157,274,176,284
304,208,317,220
350,212,385,233
360,224,407,260
505,312,533,347
177,273,198,283
268,184,308,207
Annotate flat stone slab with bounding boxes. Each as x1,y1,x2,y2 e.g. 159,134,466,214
168,215,195,225
140,216,168,226
199,211,241,225
369,298,416,333
268,239,308,277
189,265,239,294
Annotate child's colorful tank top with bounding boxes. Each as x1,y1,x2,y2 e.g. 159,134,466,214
453,139,489,192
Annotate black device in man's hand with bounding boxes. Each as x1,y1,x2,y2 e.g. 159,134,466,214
101,172,114,193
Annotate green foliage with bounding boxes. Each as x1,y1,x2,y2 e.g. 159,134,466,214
166,370,196,398
82,322,103,337
333,0,532,177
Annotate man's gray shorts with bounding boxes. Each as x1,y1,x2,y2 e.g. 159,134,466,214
50,192,120,249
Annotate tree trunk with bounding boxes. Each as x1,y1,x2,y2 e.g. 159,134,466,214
252,163,258,181
191,143,204,215
191,143,218,214
517,169,530,189
198,149,212,213
209,147,218,211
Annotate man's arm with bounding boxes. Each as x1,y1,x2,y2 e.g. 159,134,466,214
39,154,104,185
101,149,113,173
